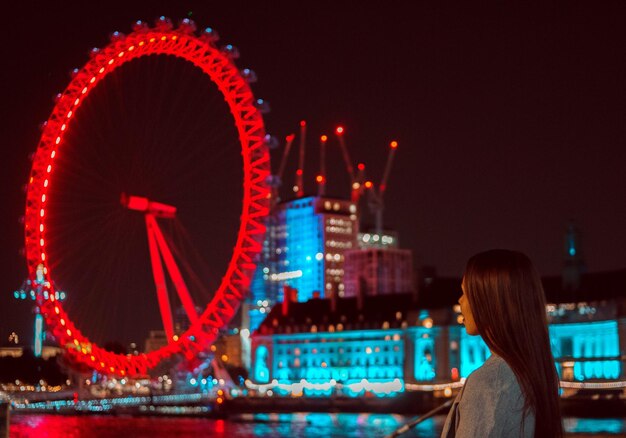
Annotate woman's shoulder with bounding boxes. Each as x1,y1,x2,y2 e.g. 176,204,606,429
464,354,520,394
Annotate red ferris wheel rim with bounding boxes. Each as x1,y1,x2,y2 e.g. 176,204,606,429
24,19,270,377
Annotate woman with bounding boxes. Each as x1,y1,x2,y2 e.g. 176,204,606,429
441,249,563,437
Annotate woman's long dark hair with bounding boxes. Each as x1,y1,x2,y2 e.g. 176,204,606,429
464,249,563,438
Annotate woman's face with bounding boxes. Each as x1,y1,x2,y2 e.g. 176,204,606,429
459,277,479,335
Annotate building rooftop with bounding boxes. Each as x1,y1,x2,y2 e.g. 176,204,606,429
254,268,626,336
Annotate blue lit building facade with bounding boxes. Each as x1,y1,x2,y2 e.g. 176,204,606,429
548,302,623,382
248,271,626,398
248,196,358,331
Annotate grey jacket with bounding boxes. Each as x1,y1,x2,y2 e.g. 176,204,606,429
441,354,535,438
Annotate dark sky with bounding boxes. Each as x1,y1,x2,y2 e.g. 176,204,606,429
1,1,625,345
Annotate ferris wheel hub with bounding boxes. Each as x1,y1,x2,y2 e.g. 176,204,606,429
121,193,177,218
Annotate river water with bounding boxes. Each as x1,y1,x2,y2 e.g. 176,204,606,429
9,413,626,437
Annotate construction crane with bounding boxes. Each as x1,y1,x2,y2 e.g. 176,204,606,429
269,122,398,230
295,120,307,197
364,140,399,237
268,132,296,209
333,126,368,203
316,135,328,196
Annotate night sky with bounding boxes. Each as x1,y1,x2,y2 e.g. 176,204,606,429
1,2,625,345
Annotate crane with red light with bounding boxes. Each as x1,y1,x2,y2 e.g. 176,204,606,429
296,121,306,197
268,122,398,231
269,133,296,209
317,134,328,196
363,140,399,236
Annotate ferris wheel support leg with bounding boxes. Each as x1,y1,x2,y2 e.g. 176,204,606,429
149,215,200,325
146,215,175,343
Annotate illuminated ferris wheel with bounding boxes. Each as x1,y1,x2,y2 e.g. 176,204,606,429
23,17,270,377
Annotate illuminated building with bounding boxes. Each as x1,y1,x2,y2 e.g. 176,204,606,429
547,301,623,381
0,345,62,360
343,247,414,297
343,230,414,297
250,279,465,397
248,270,626,397
249,196,358,331
213,332,245,369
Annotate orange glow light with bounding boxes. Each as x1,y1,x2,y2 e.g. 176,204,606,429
390,141,398,149
320,135,327,142
316,175,324,183
365,181,373,189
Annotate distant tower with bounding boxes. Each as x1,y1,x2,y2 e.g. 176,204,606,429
562,221,586,292
13,264,67,357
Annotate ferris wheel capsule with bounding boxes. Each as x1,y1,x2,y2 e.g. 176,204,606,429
132,20,149,32
155,16,173,31
221,44,240,59
254,98,270,114
264,134,279,149
267,175,283,187
69,68,79,78
201,27,220,43
109,31,125,41
88,47,100,58
178,18,196,34
241,68,257,83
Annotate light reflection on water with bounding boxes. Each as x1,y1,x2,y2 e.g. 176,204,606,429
9,413,626,437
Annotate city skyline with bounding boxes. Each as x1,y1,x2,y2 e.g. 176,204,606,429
1,2,625,342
